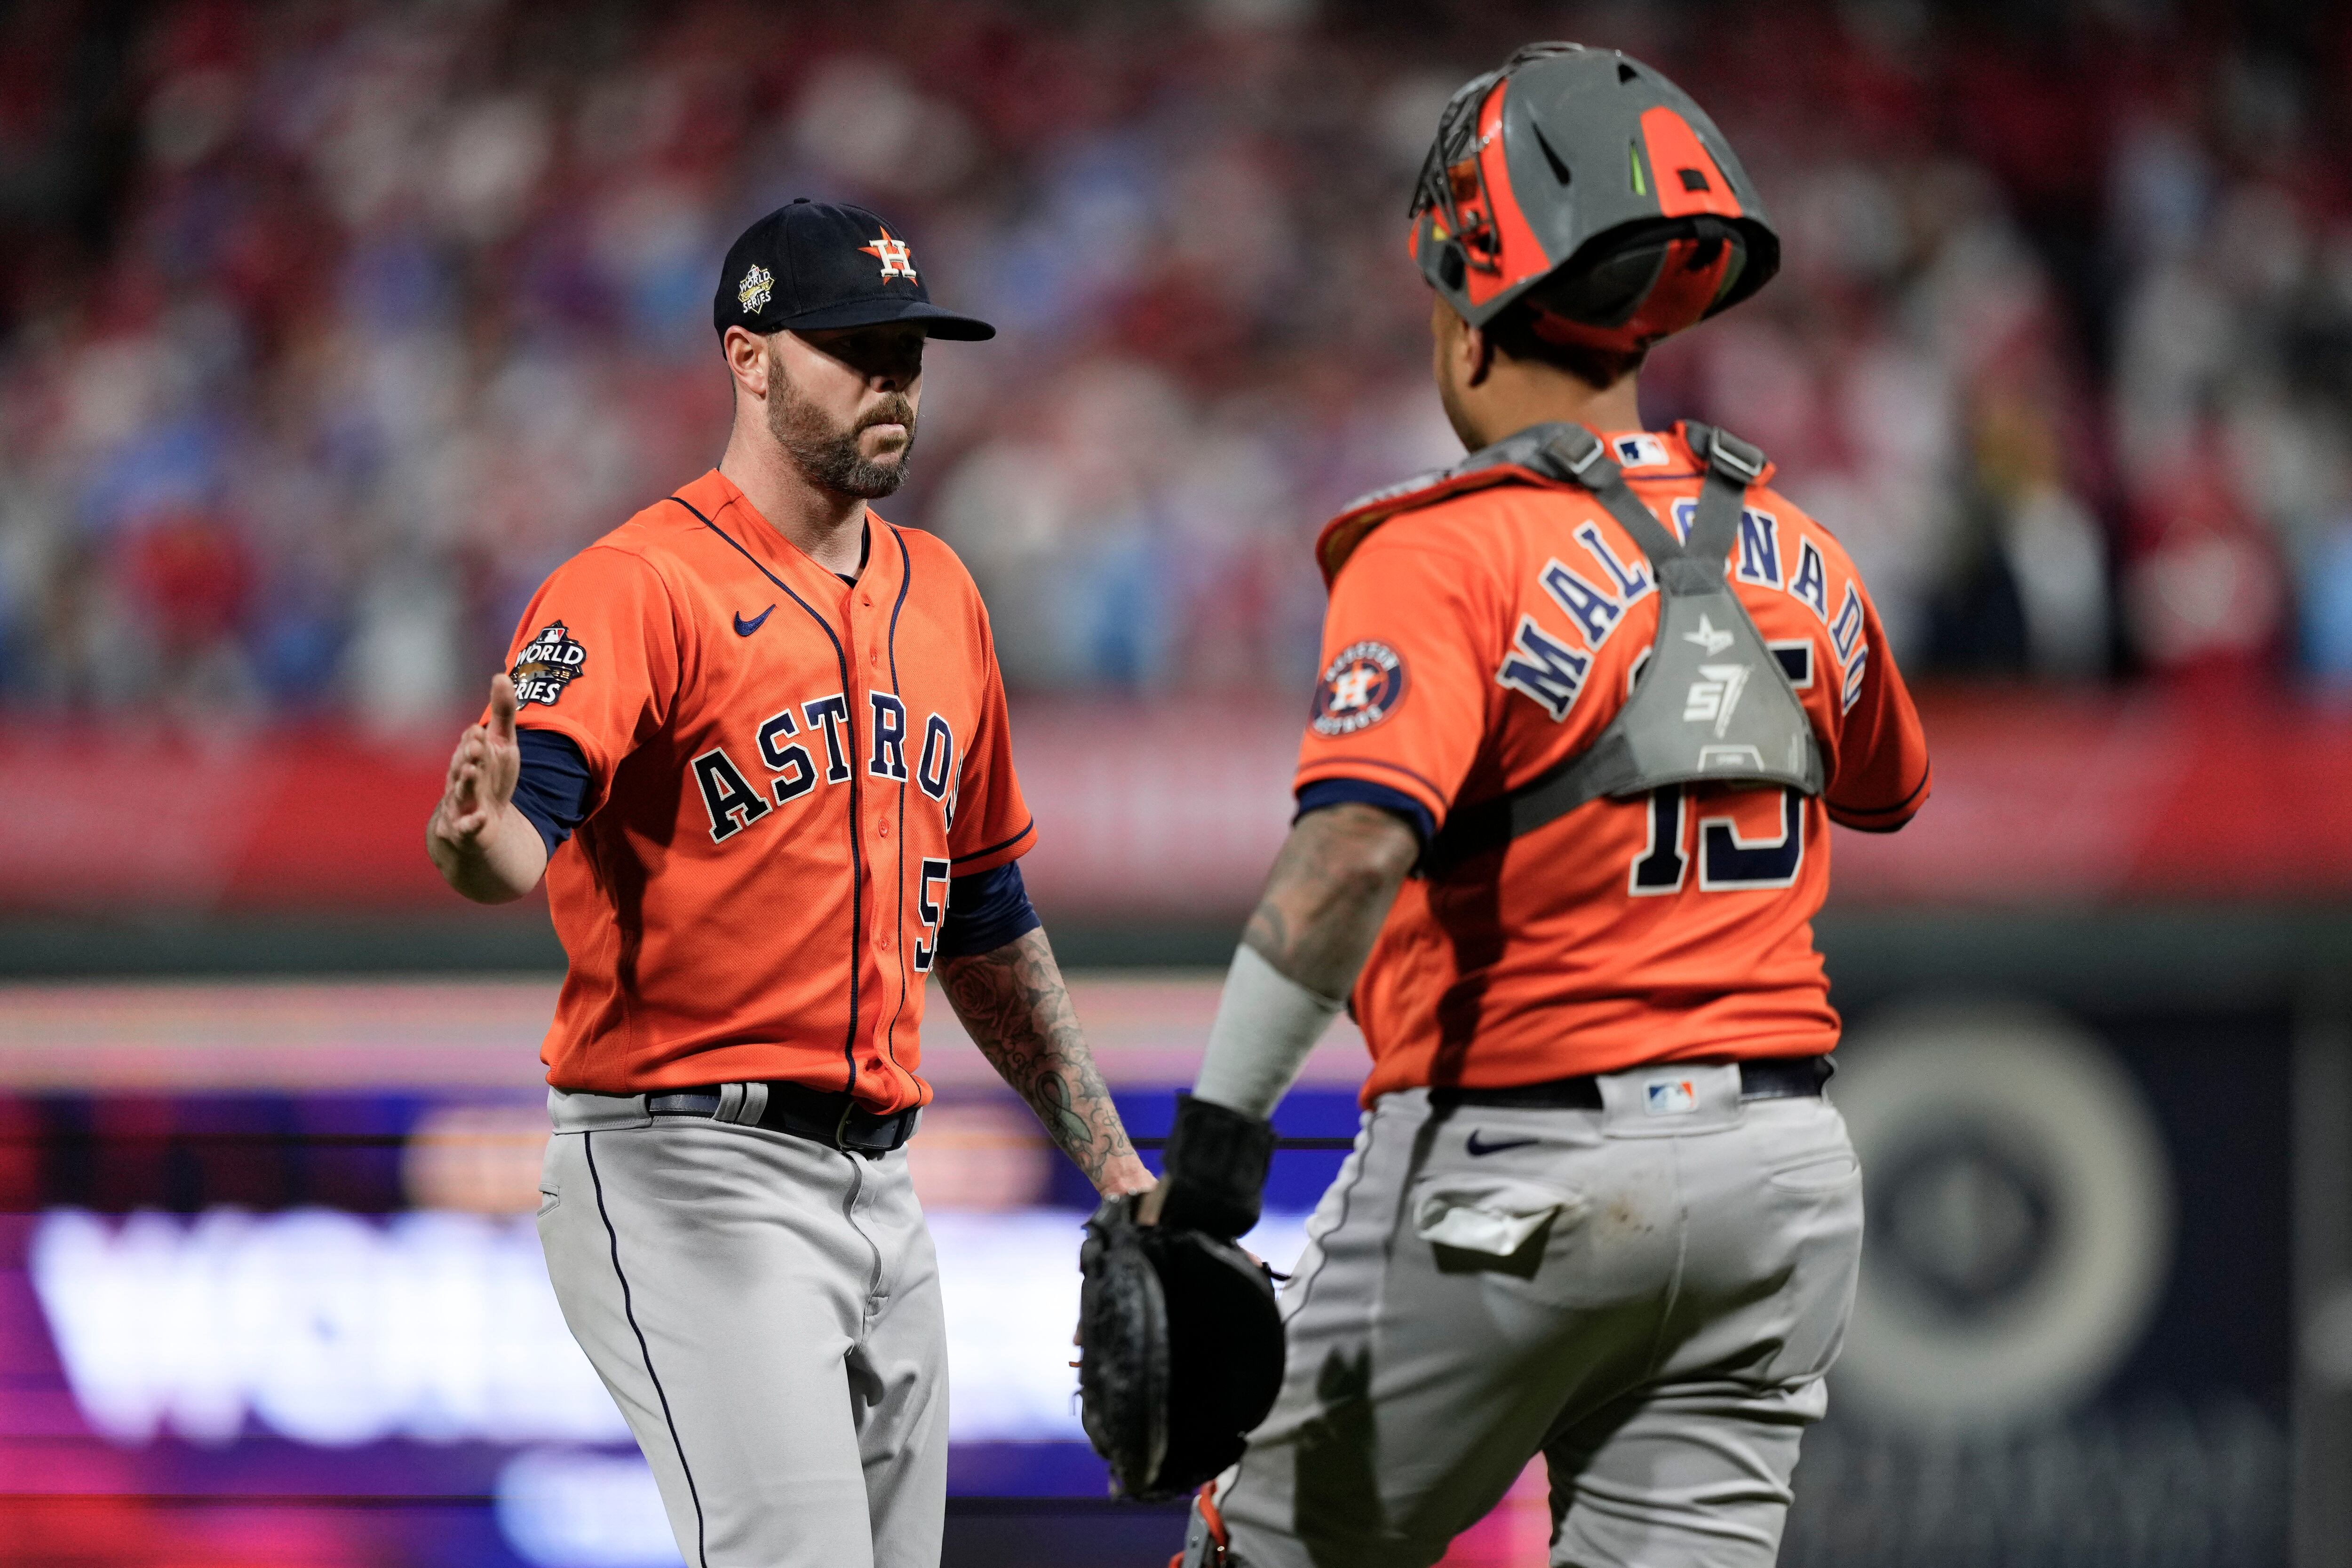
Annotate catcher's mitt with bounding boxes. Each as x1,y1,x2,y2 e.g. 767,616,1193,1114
1077,1193,1286,1500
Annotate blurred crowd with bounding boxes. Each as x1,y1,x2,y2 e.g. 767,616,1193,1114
0,0,2347,725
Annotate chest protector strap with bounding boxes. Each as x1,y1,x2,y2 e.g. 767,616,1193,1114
1423,422,1825,876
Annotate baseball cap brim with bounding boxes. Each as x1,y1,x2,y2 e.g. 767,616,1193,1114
767,298,997,341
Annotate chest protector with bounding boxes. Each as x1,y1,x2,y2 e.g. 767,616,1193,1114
1383,421,1825,875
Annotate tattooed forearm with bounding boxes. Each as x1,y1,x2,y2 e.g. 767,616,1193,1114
939,927,1152,1196
1241,803,1419,999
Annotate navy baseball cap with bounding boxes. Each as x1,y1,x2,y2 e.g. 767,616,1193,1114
713,199,995,341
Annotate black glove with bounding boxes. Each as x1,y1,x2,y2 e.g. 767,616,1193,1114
1077,1192,1286,1500
1155,1093,1277,1239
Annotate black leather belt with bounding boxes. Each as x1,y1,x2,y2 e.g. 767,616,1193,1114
1430,1055,1831,1112
647,1079,920,1156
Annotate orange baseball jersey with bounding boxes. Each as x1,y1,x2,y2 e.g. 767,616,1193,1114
501,468,1033,1112
1298,422,1930,1103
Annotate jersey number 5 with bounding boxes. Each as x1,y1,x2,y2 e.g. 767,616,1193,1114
913,857,951,972
1629,787,1804,895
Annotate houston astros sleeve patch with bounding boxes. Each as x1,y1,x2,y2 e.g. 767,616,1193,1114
1312,641,1408,736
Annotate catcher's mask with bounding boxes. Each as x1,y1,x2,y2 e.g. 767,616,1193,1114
1077,1196,1285,1501
1411,42,1780,354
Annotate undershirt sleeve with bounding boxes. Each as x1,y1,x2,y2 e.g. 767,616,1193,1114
934,861,1042,961
512,729,596,855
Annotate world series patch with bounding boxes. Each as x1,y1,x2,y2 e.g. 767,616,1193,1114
737,263,774,316
1312,641,1407,736
512,621,587,707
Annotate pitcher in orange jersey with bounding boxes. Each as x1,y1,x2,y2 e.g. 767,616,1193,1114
1138,45,1930,1568
425,200,1151,1568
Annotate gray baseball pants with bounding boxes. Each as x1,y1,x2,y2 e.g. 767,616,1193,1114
1185,1061,1863,1568
536,1088,946,1568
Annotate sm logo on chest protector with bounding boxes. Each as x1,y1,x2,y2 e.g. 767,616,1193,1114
691,691,960,843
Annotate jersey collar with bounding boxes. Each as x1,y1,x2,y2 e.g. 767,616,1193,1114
1312,420,1765,584
683,468,902,611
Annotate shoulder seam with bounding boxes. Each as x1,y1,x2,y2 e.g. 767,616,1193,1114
1346,508,1518,572
578,540,691,679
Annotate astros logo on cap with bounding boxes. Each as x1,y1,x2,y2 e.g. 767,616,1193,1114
860,227,918,282
1312,641,1407,736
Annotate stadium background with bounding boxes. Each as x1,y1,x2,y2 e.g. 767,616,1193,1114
1,0,2349,1563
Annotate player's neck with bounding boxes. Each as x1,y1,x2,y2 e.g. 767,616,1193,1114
717,424,870,578
1456,364,1644,452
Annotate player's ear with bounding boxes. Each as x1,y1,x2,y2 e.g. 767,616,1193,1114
1460,320,1496,389
1430,295,1493,391
723,326,773,402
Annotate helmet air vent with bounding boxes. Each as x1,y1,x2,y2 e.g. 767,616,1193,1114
1617,62,1638,84
1533,122,1574,186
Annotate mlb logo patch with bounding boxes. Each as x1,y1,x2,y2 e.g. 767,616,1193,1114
1645,1078,1698,1116
1614,434,1670,468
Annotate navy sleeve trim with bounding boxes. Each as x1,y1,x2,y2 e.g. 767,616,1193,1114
514,729,596,855
1295,778,1435,847
951,818,1035,865
1826,767,1931,832
934,861,1042,961
1302,754,1448,800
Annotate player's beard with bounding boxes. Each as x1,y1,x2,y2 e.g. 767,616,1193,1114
771,383,918,500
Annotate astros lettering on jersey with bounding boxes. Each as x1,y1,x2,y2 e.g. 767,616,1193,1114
1300,421,1931,1103
500,468,1033,1112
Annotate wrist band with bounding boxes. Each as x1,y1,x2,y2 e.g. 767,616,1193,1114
1192,944,1344,1121
1157,1093,1277,1240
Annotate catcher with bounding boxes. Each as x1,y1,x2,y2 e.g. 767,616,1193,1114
1079,42,1930,1568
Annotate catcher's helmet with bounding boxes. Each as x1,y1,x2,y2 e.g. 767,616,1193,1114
1411,43,1779,354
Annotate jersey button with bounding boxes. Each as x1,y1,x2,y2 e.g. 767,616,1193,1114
878,821,890,838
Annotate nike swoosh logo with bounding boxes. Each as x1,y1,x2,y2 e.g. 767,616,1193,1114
733,605,775,637
1465,1131,1540,1157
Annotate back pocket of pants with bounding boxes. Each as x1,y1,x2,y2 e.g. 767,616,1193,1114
536,1138,564,1215
1412,1176,1586,1259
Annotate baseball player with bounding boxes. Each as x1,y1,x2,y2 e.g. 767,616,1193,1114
1135,46,1932,1568
425,198,1153,1568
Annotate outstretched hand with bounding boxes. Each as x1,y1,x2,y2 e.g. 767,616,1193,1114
425,673,544,903
434,674,522,847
